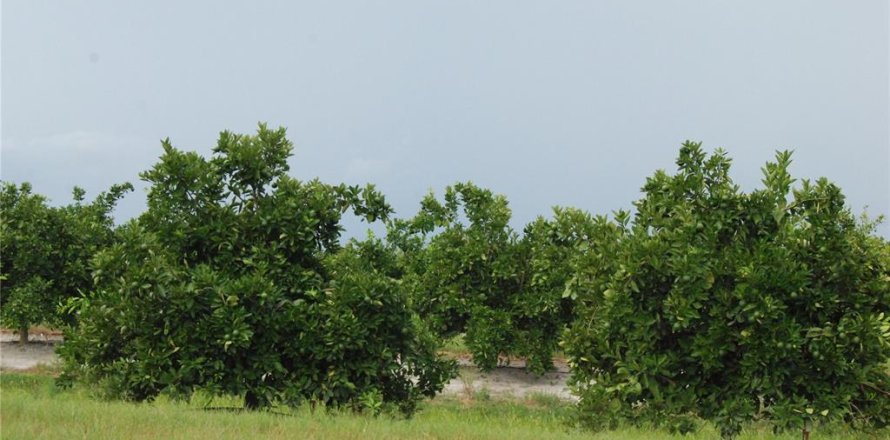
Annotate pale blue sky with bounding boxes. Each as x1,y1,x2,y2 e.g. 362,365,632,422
2,1,888,236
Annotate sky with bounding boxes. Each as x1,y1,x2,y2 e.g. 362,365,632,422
2,0,888,237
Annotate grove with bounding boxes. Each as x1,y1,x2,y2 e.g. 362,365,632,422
2,124,887,438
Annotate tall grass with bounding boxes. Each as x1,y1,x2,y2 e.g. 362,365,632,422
0,373,882,440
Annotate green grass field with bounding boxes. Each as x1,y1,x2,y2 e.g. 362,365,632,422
2,372,885,440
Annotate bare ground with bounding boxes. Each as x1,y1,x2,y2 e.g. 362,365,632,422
445,359,574,401
0,333,61,370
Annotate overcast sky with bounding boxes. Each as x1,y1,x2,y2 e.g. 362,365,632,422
2,1,888,237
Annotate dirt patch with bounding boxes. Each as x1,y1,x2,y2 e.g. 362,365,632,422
0,341,60,371
440,358,574,401
0,329,63,371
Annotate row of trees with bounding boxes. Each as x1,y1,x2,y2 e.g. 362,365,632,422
2,125,887,437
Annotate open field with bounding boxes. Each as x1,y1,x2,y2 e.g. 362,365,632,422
2,373,884,440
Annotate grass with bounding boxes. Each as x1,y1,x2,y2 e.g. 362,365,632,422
2,372,885,440
439,334,569,367
440,334,473,358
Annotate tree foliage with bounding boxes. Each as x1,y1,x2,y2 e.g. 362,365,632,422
391,183,606,374
59,124,454,413
12,127,888,434
564,142,890,437
389,182,523,370
0,181,131,341
519,207,613,373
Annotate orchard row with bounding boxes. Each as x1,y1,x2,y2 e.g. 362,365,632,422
2,124,887,438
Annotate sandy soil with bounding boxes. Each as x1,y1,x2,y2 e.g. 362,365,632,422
445,359,574,401
0,333,574,400
0,330,64,370
0,341,60,370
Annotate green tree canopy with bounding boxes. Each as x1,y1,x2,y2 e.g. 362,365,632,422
520,207,615,373
60,124,454,413
389,182,524,370
564,142,890,438
1,181,131,342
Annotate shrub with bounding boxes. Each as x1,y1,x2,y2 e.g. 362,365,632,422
564,142,890,438
59,124,454,414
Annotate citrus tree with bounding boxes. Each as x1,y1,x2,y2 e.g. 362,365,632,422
518,207,614,373
564,142,890,438
391,185,618,374
393,183,608,373
0,182,131,342
59,124,454,413
389,182,525,370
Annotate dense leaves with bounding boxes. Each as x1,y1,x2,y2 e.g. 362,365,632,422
564,142,890,437
391,184,606,374
518,208,613,373
0,181,131,341
390,183,525,370
59,124,455,413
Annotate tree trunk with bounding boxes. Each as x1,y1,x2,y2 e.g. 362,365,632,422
18,326,29,344
244,390,261,410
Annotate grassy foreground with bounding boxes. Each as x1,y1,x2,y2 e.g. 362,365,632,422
0,372,882,440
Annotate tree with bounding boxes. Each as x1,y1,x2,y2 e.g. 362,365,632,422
60,124,454,413
394,183,598,373
520,207,615,374
564,142,890,438
391,185,614,374
390,182,526,370
0,182,130,342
